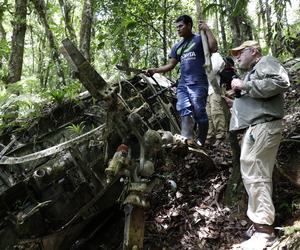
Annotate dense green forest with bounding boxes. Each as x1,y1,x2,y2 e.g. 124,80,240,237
0,0,299,131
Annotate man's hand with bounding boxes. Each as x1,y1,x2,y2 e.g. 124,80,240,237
198,20,210,32
145,68,156,77
198,20,218,53
231,78,246,90
222,95,234,108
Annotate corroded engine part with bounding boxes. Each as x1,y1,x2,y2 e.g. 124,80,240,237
105,144,131,182
139,129,162,177
123,179,160,250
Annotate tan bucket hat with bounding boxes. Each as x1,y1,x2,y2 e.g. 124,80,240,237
229,40,260,56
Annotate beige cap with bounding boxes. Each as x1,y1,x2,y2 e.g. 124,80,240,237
229,40,260,56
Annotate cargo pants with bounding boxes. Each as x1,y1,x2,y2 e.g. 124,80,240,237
206,92,227,140
240,119,282,225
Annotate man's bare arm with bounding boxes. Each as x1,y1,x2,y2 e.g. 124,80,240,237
199,21,218,53
146,58,178,76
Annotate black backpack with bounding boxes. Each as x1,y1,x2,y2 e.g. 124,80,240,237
219,57,237,90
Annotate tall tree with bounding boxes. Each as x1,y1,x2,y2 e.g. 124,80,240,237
271,0,288,56
7,0,27,84
0,0,8,70
31,0,66,86
265,0,272,49
79,0,93,61
58,0,77,44
223,0,253,46
218,0,228,51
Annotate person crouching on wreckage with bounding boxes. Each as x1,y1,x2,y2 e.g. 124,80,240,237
145,14,218,147
227,40,290,250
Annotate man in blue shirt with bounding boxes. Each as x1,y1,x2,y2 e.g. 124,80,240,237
146,15,218,146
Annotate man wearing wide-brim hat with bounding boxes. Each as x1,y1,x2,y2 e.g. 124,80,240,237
228,40,290,250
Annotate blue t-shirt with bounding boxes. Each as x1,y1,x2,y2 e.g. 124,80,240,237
169,34,208,86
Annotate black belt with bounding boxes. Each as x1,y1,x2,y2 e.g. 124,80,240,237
263,117,282,123
251,117,282,127
232,117,282,134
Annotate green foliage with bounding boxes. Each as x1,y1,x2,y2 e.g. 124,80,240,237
231,0,249,16
0,91,44,134
283,225,300,235
0,75,81,135
48,89,66,103
42,81,81,103
0,39,10,59
278,201,297,217
203,3,221,17
6,76,41,94
67,121,85,135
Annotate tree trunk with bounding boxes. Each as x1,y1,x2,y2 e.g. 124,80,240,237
162,0,167,65
37,36,46,87
31,0,66,86
79,0,93,62
0,22,6,69
272,0,286,56
29,25,35,74
218,0,227,51
58,0,77,44
0,18,7,70
7,0,27,84
224,132,244,207
257,0,265,44
213,10,219,45
230,16,253,46
265,0,272,50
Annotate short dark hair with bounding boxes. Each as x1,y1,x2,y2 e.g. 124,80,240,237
176,15,193,27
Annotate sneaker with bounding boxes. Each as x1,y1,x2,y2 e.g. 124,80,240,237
240,232,277,250
244,224,255,239
186,138,203,148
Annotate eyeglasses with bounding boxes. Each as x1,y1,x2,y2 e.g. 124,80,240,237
239,47,252,56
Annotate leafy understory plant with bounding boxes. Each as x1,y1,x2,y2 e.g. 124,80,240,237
67,122,85,136
48,89,66,104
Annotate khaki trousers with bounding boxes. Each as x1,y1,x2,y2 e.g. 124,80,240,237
240,120,282,225
207,93,227,139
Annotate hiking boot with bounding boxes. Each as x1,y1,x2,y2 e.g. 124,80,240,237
196,122,208,146
240,232,277,250
181,115,194,139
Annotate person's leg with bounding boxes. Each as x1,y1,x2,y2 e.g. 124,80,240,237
210,93,227,140
240,120,282,249
188,85,208,145
176,84,194,140
206,94,215,142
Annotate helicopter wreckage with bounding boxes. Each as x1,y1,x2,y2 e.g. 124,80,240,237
0,39,214,250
